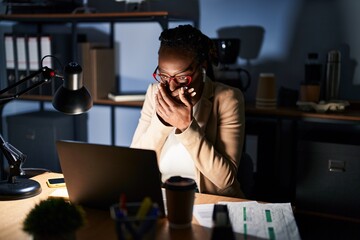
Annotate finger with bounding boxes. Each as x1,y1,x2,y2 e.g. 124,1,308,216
156,98,166,119
187,88,197,97
157,85,170,109
179,87,192,107
158,84,175,106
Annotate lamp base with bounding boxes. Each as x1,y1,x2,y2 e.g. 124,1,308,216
0,178,42,200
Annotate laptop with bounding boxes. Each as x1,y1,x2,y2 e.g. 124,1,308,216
56,140,165,216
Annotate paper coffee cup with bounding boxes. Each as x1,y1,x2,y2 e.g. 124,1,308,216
164,176,196,229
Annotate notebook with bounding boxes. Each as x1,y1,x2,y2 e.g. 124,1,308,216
56,140,165,216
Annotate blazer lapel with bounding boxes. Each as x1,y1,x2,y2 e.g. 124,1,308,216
193,79,214,131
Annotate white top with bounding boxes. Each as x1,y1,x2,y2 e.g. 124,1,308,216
159,101,201,183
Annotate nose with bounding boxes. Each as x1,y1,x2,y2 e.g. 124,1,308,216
168,78,179,91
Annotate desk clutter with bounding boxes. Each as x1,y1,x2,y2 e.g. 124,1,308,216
4,172,305,240
296,50,351,112
296,100,350,113
48,188,302,240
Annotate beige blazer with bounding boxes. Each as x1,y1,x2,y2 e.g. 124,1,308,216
131,79,245,198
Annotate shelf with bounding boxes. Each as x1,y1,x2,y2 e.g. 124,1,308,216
18,95,143,108
245,104,360,123
0,12,194,30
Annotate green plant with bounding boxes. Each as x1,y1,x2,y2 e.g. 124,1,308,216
23,198,86,236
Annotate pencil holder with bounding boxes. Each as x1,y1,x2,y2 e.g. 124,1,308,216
110,202,159,240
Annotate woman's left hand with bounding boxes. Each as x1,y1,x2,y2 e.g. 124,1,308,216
155,84,196,132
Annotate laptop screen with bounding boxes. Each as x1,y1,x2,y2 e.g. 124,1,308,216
56,140,165,216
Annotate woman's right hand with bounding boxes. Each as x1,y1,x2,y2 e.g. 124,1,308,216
155,84,196,132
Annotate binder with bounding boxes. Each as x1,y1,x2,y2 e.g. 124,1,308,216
40,34,73,95
39,35,53,95
15,35,27,92
4,34,16,94
27,35,41,95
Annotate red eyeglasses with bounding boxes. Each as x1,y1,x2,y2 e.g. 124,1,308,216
152,62,198,86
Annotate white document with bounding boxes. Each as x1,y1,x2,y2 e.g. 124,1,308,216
193,201,301,240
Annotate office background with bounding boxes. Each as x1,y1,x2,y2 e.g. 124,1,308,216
1,0,360,147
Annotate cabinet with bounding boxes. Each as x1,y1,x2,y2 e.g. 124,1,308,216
7,111,87,173
296,141,360,219
295,121,360,219
245,104,360,220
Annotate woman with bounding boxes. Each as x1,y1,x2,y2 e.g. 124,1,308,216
131,25,245,197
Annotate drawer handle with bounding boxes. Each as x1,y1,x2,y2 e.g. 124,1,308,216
328,159,346,172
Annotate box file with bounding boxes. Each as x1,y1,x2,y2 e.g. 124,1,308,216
27,35,41,95
79,42,115,100
15,35,28,92
4,35,16,94
39,35,54,95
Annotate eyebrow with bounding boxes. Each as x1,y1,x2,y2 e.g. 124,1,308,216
158,61,195,76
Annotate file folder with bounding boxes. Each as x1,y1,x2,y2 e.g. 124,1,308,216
40,34,72,95
4,34,16,94
15,35,27,92
27,35,41,95
39,35,53,95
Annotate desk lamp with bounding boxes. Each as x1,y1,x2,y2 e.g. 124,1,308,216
0,55,92,200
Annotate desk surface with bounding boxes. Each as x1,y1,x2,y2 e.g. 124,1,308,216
0,172,248,240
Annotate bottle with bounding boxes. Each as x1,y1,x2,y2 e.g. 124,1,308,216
325,50,341,101
305,52,322,84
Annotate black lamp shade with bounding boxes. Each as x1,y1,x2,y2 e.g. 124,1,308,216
52,62,92,115
52,86,92,115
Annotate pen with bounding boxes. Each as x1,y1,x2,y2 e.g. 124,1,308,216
119,193,127,215
138,204,159,235
136,197,152,220
112,203,138,240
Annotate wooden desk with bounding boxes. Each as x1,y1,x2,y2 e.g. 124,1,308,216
0,172,248,240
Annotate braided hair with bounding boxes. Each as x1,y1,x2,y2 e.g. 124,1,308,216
159,25,218,79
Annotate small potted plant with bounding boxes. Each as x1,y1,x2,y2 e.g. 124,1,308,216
23,198,86,240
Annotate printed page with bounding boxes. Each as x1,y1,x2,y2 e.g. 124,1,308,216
193,201,301,240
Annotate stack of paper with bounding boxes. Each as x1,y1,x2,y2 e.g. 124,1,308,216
193,201,300,240
108,92,146,102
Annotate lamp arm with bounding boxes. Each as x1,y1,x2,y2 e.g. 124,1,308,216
0,67,59,102
0,134,27,183
0,66,59,182
0,59,91,199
